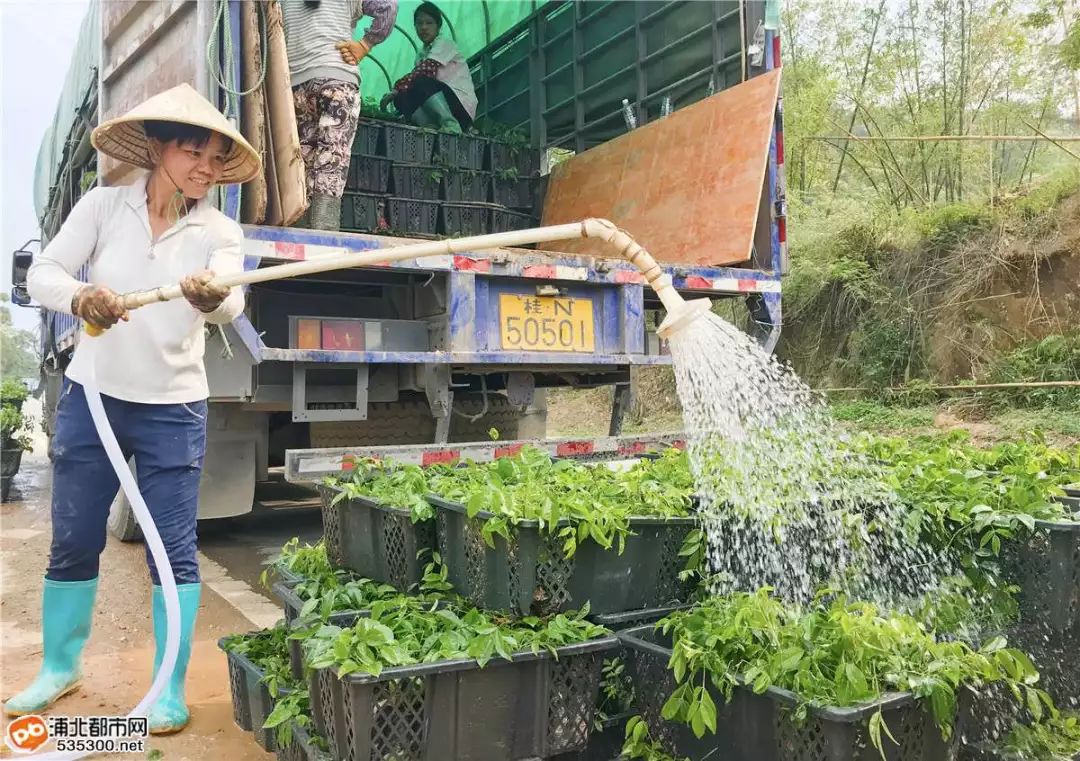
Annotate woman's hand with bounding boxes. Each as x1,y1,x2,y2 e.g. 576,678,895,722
336,39,370,65
180,270,231,314
72,285,129,329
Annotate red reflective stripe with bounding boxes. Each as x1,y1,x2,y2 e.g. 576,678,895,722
615,270,646,284
454,256,491,273
775,127,784,165
522,264,556,279
738,279,758,292
495,443,524,458
773,35,781,64
275,242,305,260
422,450,460,466
672,440,686,450
618,442,647,456
777,216,787,243
556,441,594,457
341,458,355,471
684,275,712,289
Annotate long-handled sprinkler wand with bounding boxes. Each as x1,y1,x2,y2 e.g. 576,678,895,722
86,219,712,339
53,219,709,761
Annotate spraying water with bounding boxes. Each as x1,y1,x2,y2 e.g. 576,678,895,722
668,310,959,610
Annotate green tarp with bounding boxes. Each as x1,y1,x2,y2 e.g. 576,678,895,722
33,0,100,221
354,0,539,98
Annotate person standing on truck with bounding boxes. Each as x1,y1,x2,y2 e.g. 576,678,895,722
282,0,398,231
381,2,477,134
5,83,260,735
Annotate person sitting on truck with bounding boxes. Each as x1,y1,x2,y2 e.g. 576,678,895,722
6,83,260,736
380,2,477,134
282,0,398,231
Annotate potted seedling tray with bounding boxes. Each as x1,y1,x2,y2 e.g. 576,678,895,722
442,169,490,203
388,197,440,236
1000,512,1080,638
489,141,542,176
345,155,391,193
390,163,441,200
219,638,290,753
352,120,383,156
435,132,487,170
383,122,436,163
275,718,335,761
441,202,491,236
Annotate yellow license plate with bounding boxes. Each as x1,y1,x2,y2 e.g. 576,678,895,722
499,295,596,352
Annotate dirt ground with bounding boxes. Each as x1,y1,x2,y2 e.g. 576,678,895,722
0,454,275,761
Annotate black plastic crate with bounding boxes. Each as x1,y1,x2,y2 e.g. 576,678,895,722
339,192,386,233
316,484,345,567
618,626,957,761
442,202,491,236
490,141,543,176
435,132,487,170
345,154,390,193
388,197,440,236
275,719,334,761
325,484,436,590
309,636,616,760
592,604,692,631
431,496,696,616
1000,515,1080,638
218,639,286,752
491,207,534,233
552,712,633,761
442,170,490,203
492,175,533,209
390,163,441,201
383,122,436,163
352,120,382,156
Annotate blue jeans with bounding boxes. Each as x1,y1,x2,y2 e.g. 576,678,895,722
47,380,207,585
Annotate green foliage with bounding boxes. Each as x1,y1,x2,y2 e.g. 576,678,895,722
1,378,33,451
1000,710,1080,760
331,458,443,523
622,715,689,761
221,624,297,698
359,97,398,121
656,590,1048,755
596,656,635,724
261,538,336,589
326,447,697,561
988,332,1080,408
829,400,936,429
860,432,1079,592
0,298,38,381
426,447,696,557
300,601,608,677
919,204,995,257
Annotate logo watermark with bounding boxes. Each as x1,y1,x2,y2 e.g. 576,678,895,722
5,715,147,755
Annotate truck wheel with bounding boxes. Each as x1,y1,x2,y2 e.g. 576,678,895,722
107,489,143,542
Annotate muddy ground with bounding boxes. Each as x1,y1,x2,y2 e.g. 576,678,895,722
1,444,325,761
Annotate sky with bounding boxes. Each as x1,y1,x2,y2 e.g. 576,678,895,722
1,0,90,333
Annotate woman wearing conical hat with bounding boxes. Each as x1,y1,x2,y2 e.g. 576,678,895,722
6,83,260,734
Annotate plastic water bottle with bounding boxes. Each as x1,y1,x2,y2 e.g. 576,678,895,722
661,96,673,117
621,98,637,130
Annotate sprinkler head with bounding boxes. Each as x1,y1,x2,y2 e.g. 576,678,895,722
650,274,712,338
658,297,712,339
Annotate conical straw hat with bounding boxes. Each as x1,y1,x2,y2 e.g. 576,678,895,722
91,83,261,185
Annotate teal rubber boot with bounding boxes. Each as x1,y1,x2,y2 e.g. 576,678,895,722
148,583,201,735
4,578,98,716
422,93,462,135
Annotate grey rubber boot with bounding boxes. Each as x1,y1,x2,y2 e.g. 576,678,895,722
309,194,342,232
422,93,462,135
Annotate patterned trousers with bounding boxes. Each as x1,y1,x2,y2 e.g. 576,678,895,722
293,78,361,198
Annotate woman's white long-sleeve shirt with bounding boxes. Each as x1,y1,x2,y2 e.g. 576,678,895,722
27,173,246,404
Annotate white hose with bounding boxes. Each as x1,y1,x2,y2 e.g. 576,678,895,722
31,338,181,759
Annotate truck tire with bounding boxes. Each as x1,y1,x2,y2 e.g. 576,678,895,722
308,394,546,448
108,489,143,542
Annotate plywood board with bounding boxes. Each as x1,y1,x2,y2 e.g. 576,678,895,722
264,0,308,226
540,69,782,268
240,0,268,224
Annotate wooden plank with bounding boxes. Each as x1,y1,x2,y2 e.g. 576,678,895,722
263,0,308,226
540,69,782,268
240,0,268,224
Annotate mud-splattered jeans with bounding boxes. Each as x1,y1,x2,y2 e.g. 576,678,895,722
46,379,206,585
293,77,361,198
